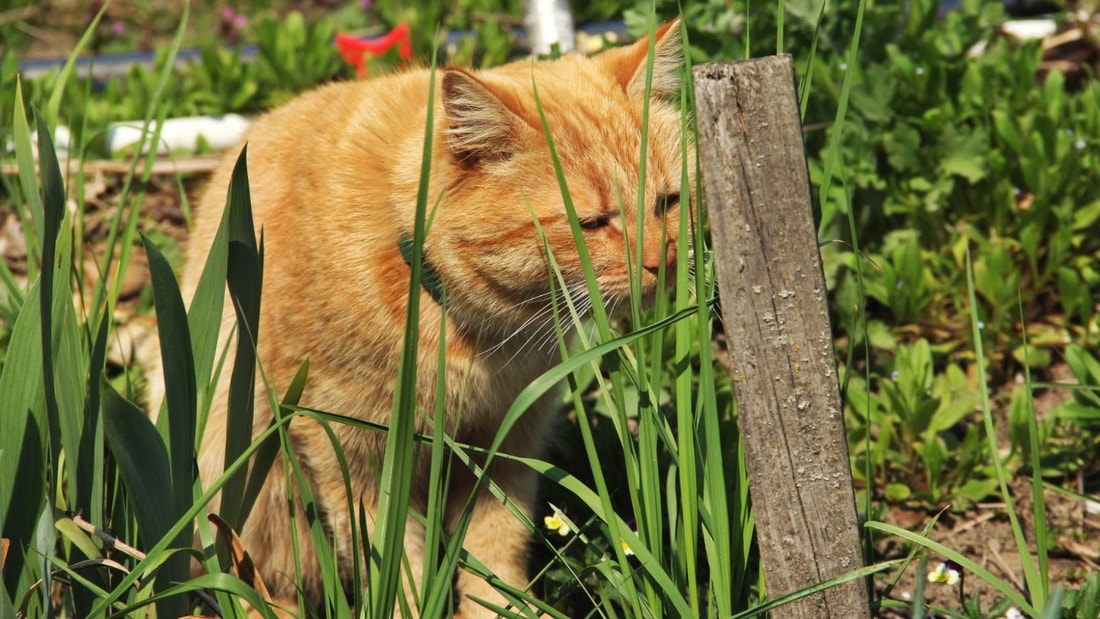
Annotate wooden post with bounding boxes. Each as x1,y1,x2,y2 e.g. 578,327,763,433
693,56,871,616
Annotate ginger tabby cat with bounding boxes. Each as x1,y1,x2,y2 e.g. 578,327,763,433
166,18,688,618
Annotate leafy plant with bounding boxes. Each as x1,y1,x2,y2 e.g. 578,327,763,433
846,339,994,506
254,11,354,105
816,0,1100,368
1049,345,1100,471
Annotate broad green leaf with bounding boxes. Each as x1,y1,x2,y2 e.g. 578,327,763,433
143,234,197,518
221,148,263,531
882,122,921,171
188,203,230,426
0,99,48,593
102,384,188,618
991,109,1024,155
0,277,47,592
55,517,101,562
938,127,988,183
35,112,86,509
884,483,911,502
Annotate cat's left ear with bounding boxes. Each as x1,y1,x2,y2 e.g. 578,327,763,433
442,70,529,166
600,18,683,101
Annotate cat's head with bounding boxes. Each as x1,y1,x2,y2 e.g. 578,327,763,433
427,19,692,339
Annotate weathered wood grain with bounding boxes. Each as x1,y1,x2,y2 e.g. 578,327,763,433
693,56,870,617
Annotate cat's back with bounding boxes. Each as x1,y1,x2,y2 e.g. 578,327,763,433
184,69,436,287
243,69,433,157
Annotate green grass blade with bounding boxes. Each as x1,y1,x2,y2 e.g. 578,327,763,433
728,560,901,619
797,0,828,119
1017,296,1049,593
629,18,666,613
43,0,107,128
679,30,740,614
86,4,190,332
531,62,648,615
867,521,1036,615
11,78,42,271
674,43,702,615
505,454,694,617
114,572,282,619
78,300,110,535
816,0,868,214
965,248,1044,609
285,414,355,618
370,51,439,619
239,360,308,525
419,301,451,616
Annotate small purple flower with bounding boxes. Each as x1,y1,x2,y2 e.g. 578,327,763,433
359,0,374,9
111,20,124,37
890,370,899,380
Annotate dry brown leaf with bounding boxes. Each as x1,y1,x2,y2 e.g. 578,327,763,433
208,513,270,601
207,514,298,619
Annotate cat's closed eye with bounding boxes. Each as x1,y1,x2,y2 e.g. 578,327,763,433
657,192,680,216
580,215,611,230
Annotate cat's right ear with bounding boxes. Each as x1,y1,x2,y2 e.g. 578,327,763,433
600,18,683,101
442,70,524,166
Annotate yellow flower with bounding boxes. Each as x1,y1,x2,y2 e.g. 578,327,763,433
620,539,635,557
544,513,571,536
928,561,961,586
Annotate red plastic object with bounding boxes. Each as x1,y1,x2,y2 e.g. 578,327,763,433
335,22,412,77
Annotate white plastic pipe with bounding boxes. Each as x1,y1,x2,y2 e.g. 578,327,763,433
53,114,251,155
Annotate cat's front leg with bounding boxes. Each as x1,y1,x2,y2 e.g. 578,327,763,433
449,459,542,619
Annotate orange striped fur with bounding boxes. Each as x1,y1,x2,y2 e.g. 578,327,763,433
169,18,690,617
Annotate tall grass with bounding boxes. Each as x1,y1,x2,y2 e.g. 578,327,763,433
0,8,775,619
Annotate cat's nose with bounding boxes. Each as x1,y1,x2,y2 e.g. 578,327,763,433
642,239,676,275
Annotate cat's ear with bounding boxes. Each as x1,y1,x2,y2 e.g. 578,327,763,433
442,70,525,166
600,18,683,101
